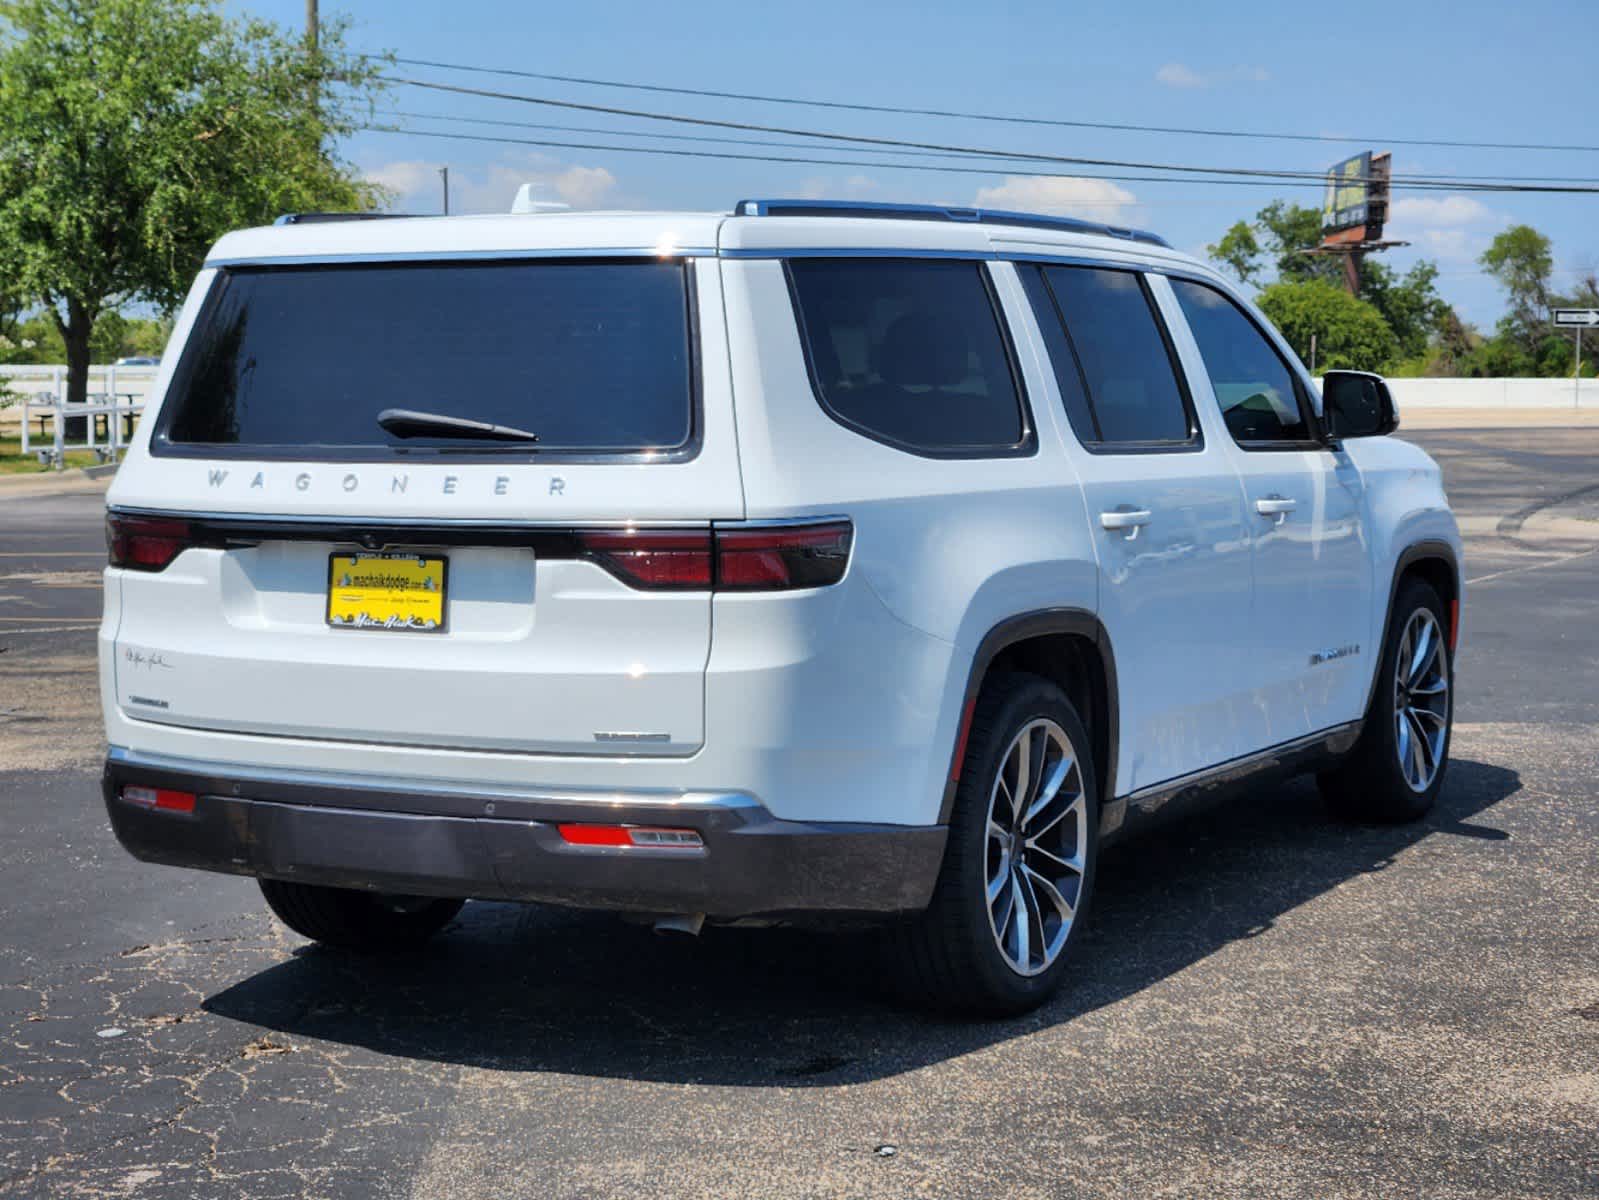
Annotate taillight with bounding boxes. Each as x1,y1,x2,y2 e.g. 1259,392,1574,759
576,530,714,590
576,521,853,592
716,520,852,591
106,513,194,572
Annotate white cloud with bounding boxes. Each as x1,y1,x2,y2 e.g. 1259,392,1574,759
1384,192,1506,264
1387,194,1497,228
363,153,620,215
1156,62,1270,89
796,174,881,201
973,176,1140,223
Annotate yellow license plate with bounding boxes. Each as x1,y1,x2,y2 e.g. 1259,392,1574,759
326,552,447,633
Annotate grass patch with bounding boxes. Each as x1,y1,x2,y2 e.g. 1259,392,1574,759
0,434,100,475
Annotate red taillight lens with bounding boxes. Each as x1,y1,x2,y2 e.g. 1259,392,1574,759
121,786,196,814
575,530,714,590
565,521,854,592
716,521,853,591
106,513,194,572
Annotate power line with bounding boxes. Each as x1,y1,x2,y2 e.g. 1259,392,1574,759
390,55,1599,156
367,125,1599,197
381,77,1599,195
382,109,1599,186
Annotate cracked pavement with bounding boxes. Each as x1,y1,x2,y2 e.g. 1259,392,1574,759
1,429,1596,1199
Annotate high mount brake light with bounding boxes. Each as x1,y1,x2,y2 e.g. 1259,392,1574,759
106,513,196,572
578,521,853,592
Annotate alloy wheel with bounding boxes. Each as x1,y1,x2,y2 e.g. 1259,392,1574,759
983,718,1088,977
1393,608,1450,792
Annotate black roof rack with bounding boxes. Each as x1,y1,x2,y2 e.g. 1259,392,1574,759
273,212,424,226
734,199,1170,248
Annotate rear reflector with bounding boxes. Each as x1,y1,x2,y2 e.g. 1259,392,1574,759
557,823,704,849
106,513,195,572
121,786,197,814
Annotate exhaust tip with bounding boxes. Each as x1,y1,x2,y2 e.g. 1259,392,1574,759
652,913,705,937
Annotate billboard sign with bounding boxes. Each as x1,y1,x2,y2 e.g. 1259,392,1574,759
1322,152,1372,234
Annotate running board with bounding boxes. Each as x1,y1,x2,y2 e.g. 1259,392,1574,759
1100,721,1363,842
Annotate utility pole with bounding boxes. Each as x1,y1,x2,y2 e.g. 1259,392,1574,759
439,166,450,216
305,0,319,118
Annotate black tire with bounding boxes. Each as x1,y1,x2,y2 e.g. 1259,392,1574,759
891,672,1099,1016
1319,576,1453,823
258,879,463,950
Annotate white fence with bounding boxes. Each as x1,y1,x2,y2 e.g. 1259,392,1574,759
1,364,158,467
1378,377,1598,410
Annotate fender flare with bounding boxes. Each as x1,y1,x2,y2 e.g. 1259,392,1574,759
1363,539,1461,715
938,608,1119,823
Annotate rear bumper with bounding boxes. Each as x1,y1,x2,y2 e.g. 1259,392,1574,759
102,748,946,920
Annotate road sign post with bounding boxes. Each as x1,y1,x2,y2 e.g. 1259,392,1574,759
1553,309,1599,410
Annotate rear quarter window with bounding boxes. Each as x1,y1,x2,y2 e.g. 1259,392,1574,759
155,259,697,459
786,258,1034,457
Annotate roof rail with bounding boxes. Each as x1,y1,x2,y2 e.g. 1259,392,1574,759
733,199,1169,248
273,212,422,226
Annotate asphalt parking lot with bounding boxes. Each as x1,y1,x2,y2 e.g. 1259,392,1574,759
1,427,1595,1199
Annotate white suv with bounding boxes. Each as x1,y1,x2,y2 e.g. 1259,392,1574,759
99,200,1461,1013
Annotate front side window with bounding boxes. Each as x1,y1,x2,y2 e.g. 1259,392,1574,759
157,259,696,458
1170,278,1314,446
1028,265,1197,448
786,258,1032,456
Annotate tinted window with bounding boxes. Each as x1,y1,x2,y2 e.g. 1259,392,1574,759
1037,266,1193,445
787,259,1029,454
160,260,694,455
1017,266,1099,444
1171,278,1312,445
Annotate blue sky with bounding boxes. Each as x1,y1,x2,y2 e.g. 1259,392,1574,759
241,0,1598,328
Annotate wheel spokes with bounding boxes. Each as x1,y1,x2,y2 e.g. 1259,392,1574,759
1408,618,1437,686
982,717,1089,977
1022,755,1072,827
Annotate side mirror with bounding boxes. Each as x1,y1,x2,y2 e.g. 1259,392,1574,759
1321,370,1398,439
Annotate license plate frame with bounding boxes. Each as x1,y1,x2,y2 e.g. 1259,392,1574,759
326,551,449,634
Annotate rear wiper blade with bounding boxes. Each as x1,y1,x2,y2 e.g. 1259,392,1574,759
377,408,540,443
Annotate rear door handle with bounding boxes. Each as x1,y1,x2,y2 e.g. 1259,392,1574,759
1254,495,1297,525
1100,509,1152,538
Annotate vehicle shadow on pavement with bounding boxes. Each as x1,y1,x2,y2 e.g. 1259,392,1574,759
203,757,1521,1086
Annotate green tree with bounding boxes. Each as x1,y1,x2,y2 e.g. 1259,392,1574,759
1207,220,1264,287
1479,224,1553,358
1361,260,1450,361
1208,201,1341,288
0,0,387,406
1256,278,1398,372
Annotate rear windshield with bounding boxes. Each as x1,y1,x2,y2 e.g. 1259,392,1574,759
156,259,695,458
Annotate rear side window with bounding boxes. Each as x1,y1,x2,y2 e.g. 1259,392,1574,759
1169,278,1314,446
786,259,1032,456
157,259,695,458
1023,265,1197,449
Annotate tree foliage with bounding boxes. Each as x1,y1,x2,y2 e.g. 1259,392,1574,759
1479,224,1552,354
0,0,388,403
1256,279,1397,373
1360,260,1449,361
